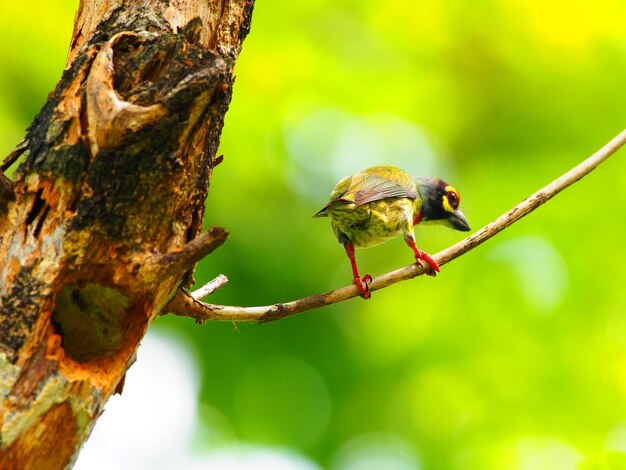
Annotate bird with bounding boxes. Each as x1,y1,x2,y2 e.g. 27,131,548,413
314,165,470,299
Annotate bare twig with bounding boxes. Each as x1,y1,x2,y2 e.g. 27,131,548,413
155,226,228,277
1,138,28,172
168,128,626,323
191,274,229,299
167,289,220,322
212,154,225,168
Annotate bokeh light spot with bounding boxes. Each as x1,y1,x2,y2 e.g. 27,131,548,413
513,436,583,470
331,433,420,470
284,108,441,203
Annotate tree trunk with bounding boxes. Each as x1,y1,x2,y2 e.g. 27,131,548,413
0,0,254,467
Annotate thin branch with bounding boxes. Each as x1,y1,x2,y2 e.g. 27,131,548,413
1,138,28,172
155,226,228,277
168,128,626,323
191,274,229,299
167,289,221,322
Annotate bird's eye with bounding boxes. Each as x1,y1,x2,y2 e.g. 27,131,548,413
446,191,459,209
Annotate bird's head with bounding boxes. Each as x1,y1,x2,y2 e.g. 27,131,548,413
414,177,470,231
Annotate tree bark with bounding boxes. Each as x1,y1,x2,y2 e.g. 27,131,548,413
0,0,254,467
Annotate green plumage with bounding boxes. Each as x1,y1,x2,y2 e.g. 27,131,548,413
314,165,421,248
315,164,469,298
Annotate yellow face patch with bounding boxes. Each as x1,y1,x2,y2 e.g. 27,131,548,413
442,185,459,213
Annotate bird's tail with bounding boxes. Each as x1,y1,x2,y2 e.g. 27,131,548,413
313,207,329,218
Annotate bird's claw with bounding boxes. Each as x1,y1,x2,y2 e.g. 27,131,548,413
354,274,373,300
416,251,440,277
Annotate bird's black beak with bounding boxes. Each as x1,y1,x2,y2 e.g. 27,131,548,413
449,210,470,231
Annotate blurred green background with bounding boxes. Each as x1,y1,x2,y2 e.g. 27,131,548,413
2,0,626,468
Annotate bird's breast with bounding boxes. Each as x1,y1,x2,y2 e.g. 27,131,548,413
327,198,416,248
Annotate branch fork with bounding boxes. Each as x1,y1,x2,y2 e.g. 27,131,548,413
148,226,229,279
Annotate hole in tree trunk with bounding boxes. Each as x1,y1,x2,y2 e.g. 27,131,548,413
52,284,129,362
25,188,50,238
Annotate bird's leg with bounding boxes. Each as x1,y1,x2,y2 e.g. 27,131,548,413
404,233,440,276
344,242,372,299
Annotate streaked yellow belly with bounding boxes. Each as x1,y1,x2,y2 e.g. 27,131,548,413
327,198,416,248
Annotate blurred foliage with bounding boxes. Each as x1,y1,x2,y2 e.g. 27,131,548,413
3,0,626,468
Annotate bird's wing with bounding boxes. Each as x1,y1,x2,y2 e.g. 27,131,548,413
328,174,354,201
349,172,418,206
313,167,418,217
313,175,353,217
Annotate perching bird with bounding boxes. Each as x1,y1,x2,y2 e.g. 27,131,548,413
314,165,470,299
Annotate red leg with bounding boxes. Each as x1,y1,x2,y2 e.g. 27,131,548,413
344,242,372,299
404,234,440,276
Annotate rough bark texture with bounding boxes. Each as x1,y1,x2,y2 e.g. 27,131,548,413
0,0,253,467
